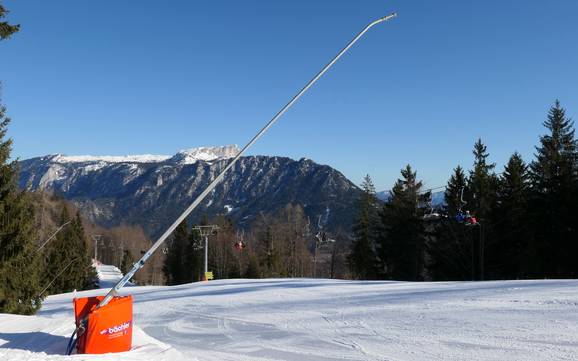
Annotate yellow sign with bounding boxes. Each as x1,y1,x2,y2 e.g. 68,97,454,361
205,271,214,281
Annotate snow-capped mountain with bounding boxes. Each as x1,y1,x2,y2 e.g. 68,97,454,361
48,145,239,166
168,145,239,164
19,147,360,237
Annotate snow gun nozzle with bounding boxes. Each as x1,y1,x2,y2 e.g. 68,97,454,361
371,13,396,27
380,13,397,22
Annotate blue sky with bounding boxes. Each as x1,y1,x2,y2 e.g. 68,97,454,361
2,1,577,191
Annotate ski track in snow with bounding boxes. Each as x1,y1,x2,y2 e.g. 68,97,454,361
2,278,578,360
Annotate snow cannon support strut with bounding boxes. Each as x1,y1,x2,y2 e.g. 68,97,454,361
67,12,397,354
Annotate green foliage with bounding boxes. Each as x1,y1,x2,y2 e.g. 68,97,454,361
348,175,379,279
0,105,43,314
529,100,578,277
443,166,468,216
377,165,426,281
186,226,204,282
163,220,190,285
43,210,96,294
468,139,498,220
120,249,134,276
493,152,531,279
0,4,20,40
244,254,261,278
428,167,474,281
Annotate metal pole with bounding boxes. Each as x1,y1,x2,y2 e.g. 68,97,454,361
478,223,484,281
204,235,209,275
91,235,102,262
96,12,397,309
313,242,318,278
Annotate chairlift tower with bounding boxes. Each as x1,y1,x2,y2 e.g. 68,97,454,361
192,225,219,280
91,235,103,262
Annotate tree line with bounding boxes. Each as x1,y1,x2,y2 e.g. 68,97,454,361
0,11,97,314
0,113,96,314
348,101,578,281
163,204,347,284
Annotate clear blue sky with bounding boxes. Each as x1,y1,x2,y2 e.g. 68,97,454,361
2,0,577,191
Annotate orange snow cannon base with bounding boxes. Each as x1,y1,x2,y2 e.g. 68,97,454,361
73,295,133,354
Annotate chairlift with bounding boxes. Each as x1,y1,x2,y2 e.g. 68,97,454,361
233,230,246,251
455,187,478,226
422,191,443,221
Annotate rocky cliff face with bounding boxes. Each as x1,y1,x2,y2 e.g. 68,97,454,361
19,147,360,238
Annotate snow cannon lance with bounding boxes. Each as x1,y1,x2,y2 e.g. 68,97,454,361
66,12,397,355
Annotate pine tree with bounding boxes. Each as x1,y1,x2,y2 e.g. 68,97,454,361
120,249,134,276
0,103,42,314
468,139,498,219
43,209,95,294
444,166,468,216
494,152,531,279
427,167,473,281
377,165,426,281
71,212,97,289
347,175,379,279
186,226,204,282
467,139,498,280
244,253,261,278
0,4,20,40
529,100,578,277
162,220,189,285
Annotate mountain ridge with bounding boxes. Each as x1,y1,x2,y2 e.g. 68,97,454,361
19,149,361,238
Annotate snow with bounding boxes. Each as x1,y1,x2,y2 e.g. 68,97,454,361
38,164,66,189
46,145,240,167
51,154,171,164
170,145,239,165
2,275,578,360
93,261,126,289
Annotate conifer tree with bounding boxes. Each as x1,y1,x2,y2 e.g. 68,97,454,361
71,212,97,289
427,167,473,281
0,103,43,314
244,253,261,278
348,175,379,279
444,166,469,216
467,139,498,280
494,152,531,279
377,165,425,281
0,4,20,40
43,209,95,294
163,220,190,285
468,139,498,220
120,249,134,276
185,226,204,282
529,100,578,277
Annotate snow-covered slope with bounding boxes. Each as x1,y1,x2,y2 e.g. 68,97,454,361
2,278,578,360
93,261,127,289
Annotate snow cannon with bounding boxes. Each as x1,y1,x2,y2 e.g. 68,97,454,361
70,295,133,354
64,11,396,356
